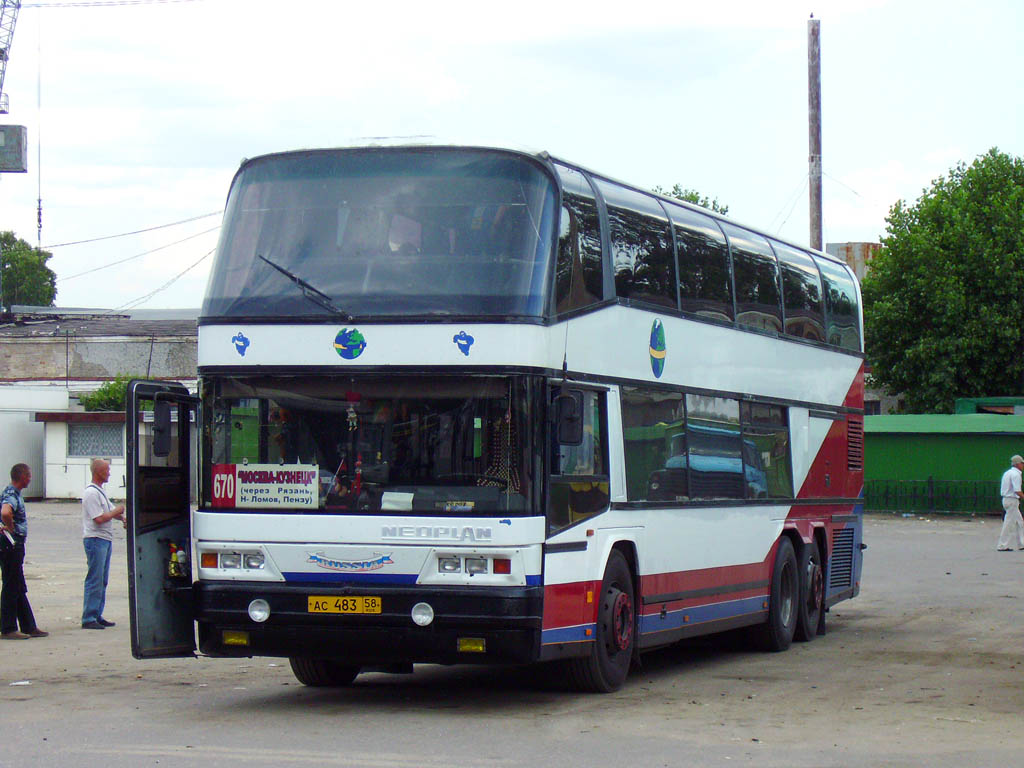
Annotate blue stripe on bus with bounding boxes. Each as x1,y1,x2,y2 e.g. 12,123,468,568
541,623,597,645
638,595,766,635
282,572,543,586
283,572,420,584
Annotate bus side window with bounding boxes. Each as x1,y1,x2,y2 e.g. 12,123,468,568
815,256,862,352
721,223,783,335
772,241,825,343
554,165,604,314
549,388,609,534
594,180,676,310
667,203,734,324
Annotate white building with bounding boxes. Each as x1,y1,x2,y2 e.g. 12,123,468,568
0,307,197,499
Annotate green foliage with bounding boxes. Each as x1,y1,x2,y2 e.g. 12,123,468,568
79,374,136,412
0,231,57,308
652,184,729,215
862,148,1024,413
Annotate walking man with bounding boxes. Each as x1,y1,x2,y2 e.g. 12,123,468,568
1,463,47,639
82,458,125,629
997,454,1024,551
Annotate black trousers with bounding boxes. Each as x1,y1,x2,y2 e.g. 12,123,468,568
0,538,37,634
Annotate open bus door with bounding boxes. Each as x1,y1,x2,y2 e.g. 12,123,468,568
126,380,198,659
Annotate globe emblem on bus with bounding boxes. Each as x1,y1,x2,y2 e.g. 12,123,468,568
334,328,367,360
649,319,666,378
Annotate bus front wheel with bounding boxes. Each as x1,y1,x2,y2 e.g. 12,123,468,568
288,657,361,687
566,550,635,693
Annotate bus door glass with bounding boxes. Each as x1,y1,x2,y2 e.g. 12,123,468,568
548,386,609,534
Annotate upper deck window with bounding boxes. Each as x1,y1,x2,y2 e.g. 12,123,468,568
202,149,558,320
816,257,862,352
596,181,677,310
772,240,825,343
721,223,783,335
553,165,604,314
668,203,734,324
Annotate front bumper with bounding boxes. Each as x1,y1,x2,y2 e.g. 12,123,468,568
195,580,544,664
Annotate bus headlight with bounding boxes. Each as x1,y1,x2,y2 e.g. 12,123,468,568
437,556,461,573
243,553,265,569
221,553,241,569
464,557,488,575
411,602,434,627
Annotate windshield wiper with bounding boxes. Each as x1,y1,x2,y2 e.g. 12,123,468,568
257,254,353,321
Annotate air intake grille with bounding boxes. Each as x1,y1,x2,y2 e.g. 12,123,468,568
847,416,864,472
829,528,855,589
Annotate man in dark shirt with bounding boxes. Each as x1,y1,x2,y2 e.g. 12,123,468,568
1,463,48,639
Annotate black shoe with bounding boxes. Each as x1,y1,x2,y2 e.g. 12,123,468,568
81,621,106,630
97,618,116,627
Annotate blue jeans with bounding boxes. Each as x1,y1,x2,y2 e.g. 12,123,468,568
82,537,112,624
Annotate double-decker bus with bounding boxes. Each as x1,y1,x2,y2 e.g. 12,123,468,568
127,144,864,693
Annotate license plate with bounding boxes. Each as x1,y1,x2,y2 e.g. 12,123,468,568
307,596,382,614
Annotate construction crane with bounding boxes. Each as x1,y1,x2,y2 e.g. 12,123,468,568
0,0,21,114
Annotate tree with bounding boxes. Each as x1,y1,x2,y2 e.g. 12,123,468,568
861,148,1024,413
79,374,135,412
653,184,729,215
0,231,57,308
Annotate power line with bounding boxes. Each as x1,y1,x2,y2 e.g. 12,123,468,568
23,0,203,8
44,210,222,249
823,171,866,200
108,247,213,312
775,178,809,235
57,224,219,281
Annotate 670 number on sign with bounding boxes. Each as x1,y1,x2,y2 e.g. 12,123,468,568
211,464,236,508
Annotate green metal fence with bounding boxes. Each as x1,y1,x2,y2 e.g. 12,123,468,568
863,479,1001,516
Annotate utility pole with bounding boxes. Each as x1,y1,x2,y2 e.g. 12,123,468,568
808,15,823,251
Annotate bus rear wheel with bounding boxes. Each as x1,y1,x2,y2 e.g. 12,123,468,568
566,550,635,693
794,539,824,642
288,657,361,687
753,536,798,652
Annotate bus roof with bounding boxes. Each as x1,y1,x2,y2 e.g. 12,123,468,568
233,143,852,271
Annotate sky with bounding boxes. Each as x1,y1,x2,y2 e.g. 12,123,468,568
0,0,1021,310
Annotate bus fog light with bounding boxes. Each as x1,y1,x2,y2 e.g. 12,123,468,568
248,599,271,623
221,553,241,569
222,630,249,646
411,602,434,627
244,553,265,569
457,637,486,653
464,557,487,575
438,557,461,573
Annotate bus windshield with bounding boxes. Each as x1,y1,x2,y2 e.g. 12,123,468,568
202,148,558,319
202,375,538,516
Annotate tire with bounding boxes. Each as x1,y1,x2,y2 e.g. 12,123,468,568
754,536,799,652
794,539,824,642
566,550,636,693
288,657,360,687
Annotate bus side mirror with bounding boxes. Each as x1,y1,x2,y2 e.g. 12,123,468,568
153,399,172,458
555,391,584,446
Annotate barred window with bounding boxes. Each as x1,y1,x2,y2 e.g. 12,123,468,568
68,424,124,458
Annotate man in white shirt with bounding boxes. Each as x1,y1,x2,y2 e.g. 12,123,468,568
997,454,1024,551
82,458,125,629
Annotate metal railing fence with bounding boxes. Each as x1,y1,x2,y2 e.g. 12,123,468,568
863,479,1001,516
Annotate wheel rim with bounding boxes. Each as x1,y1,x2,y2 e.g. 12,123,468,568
806,557,823,613
607,588,634,652
779,561,796,627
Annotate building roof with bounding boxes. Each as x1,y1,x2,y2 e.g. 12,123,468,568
866,414,1024,435
0,307,198,339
